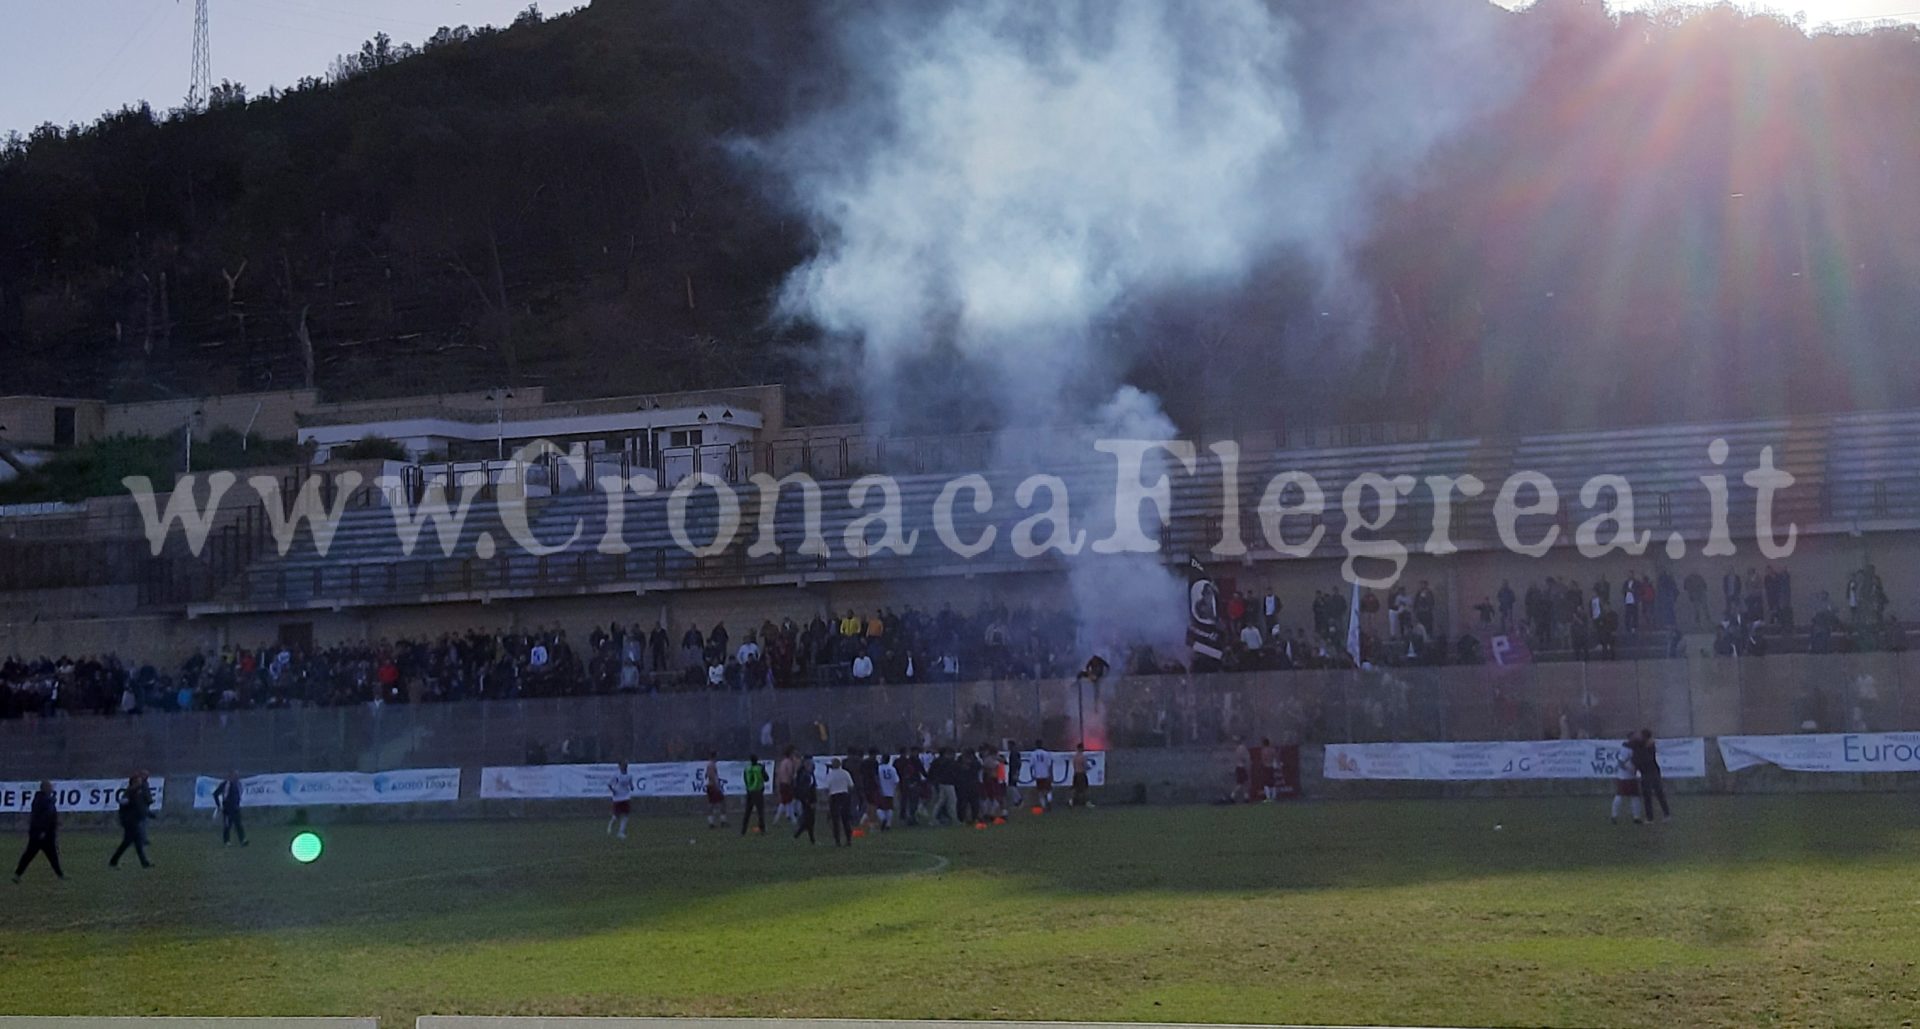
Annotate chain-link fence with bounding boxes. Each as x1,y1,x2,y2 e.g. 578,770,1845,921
3,652,1917,778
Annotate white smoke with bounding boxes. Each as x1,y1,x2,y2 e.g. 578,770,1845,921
758,0,1523,658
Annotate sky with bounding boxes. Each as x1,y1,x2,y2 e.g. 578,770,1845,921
1,0,1916,138
0,0,569,137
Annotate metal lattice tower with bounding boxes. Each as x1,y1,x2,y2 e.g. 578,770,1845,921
189,0,211,108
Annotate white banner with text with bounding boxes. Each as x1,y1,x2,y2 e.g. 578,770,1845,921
0,778,167,813
192,768,461,808
1719,733,1920,774
1323,738,1708,781
482,752,1106,800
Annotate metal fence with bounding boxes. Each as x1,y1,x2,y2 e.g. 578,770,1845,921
3,652,1918,780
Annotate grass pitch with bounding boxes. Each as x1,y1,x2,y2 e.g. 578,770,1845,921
3,794,1919,1027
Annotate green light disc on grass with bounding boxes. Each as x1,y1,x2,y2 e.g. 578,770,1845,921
290,831,324,863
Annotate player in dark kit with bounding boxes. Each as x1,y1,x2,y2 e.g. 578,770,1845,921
12,780,64,882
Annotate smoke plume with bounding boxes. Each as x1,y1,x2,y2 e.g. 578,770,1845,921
757,0,1523,658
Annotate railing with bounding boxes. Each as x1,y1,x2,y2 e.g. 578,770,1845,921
295,388,773,427
0,466,396,604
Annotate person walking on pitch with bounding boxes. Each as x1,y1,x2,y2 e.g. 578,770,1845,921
109,772,155,869
1004,739,1023,811
12,780,64,882
773,748,797,826
825,758,856,847
1070,742,1093,809
704,752,726,829
214,770,248,847
608,761,635,839
1028,740,1054,813
791,754,818,844
740,754,768,835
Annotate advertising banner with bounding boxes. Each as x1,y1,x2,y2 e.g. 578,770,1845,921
1323,738,1707,780
1719,733,1920,773
482,752,1107,800
0,778,167,813
192,769,461,808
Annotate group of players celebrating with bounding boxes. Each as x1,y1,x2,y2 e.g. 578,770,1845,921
601,741,1096,848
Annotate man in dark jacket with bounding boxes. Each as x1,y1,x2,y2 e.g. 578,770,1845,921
1627,730,1671,822
12,780,64,882
109,772,155,869
214,770,248,847
790,755,817,844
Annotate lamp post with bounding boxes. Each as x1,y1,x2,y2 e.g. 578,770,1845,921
635,398,661,478
484,388,515,461
183,408,204,474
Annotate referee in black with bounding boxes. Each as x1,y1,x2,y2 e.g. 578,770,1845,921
12,780,64,882
215,770,248,847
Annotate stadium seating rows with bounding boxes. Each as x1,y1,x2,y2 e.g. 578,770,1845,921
219,409,1920,609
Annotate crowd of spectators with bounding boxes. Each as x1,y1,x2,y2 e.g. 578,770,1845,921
1,565,1905,720
1464,562,1901,660
0,601,1164,718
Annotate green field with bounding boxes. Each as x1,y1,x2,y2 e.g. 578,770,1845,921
4,794,1919,1028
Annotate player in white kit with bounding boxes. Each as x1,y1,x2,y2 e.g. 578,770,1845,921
608,761,635,839
1610,744,1642,824
1028,740,1054,813
874,752,899,830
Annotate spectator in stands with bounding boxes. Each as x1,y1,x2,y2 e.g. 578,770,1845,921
1569,607,1591,662
1497,579,1516,631
1524,582,1548,648
1765,566,1793,630
1413,581,1437,637
1238,621,1264,667
1810,592,1841,653
1656,569,1680,630
1683,570,1709,627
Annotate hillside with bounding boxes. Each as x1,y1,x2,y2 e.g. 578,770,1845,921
3,0,1919,434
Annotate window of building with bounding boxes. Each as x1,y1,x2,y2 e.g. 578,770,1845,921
668,428,704,448
52,406,76,447
277,622,315,652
